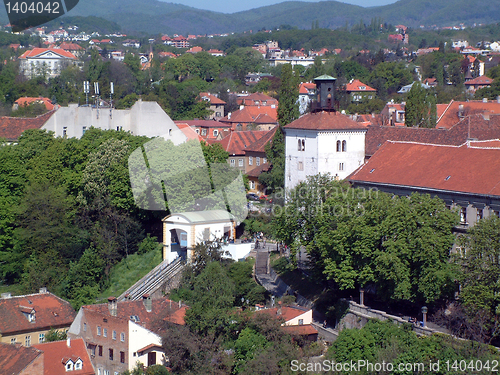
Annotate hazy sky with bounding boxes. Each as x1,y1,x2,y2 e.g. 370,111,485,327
166,0,398,14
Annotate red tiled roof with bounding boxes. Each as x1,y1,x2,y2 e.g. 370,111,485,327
199,92,226,105
221,106,277,124
236,93,278,106
436,100,500,129
465,75,493,86
244,127,277,153
83,298,186,329
0,343,43,374
282,324,318,335
299,82,316,94
365,113,500,157
176,123,203,141
174,120,231,128
217,131,268,155
284,111,367,131
246,163,271,178
0,110,55,141
33,338,94,375
345,79,376,92
19,48,77,60
350,141,500,196
0,292,76,335
15,97,54,111
58,42,83,51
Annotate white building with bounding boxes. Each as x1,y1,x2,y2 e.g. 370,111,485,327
18,48,78,78
284,75,367,193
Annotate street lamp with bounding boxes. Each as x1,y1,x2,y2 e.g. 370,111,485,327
421,306,428,328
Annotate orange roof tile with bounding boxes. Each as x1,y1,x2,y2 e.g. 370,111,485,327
436,100,500,129
244,127,277,153
256,306,310,323
221,106,278,125
199,92,226,105
33,338,94,375
350,141,500,196
0,292,76,335
465,75,493,86
0,111,55,141
282,324,318,335
345,79,376,92
15,97,54,111
0,343,43,374
176,123,203,141
236,93,278,107
217,131,269,155
19,48,77,60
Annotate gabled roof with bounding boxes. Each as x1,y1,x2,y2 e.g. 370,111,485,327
15,97,54,111
299,82,316,94
244,127,277,153
19,48,77,60
0,343,43,374
58,42,83,51
284,111,367,131
282,324,318,336
464,75,493,86
246,163,271,178
0,111,55,141
256,306,310,323
436,100,500,129
217,130,269,155
220,106,277,125
345,79,376,93
199,92,226,105
175,123,203,141
350,140,500,197
0,291,76,335
175,119,231,128
236,93,278,106
33,338,94,375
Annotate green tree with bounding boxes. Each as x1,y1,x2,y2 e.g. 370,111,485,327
405,83,437,128
277,64,299,127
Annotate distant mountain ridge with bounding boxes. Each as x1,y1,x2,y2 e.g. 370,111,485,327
1,0,499,35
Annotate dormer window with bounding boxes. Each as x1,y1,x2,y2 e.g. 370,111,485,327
75,360,82,370
28,312,35,322
66,361,74,371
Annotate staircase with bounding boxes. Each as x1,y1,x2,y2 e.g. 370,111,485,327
117,257,185,301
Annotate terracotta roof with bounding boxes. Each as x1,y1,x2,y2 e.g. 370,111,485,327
199,92,226,105
19,48,77,60
137,343,163,355
236,93,278,106
175,123,203,141
33,338,94,375
174,120,231,128
465,75,493,86
220,106,277,124
244,127,277,153
15,97,54,111
256,306,310,323
0,292,76,335
82,298,186,330
0,110,55,141
350,141,500,197
246,163,271,178
436,100,500,129
58,42,83,51
217,131,268,155
0,343,43,374
365,113,500,157
284,111,367,131
299,82,316,94
282,324,318,335
345,79,376,92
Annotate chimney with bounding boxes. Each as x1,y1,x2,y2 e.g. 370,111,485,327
108,296,117,317
1,292,12,299
66,337,71,347
39,287,47,294
228,112,231,119
497,96,500,103
143,294,152,312
483,98,488,103
482,112,490,121
458,104,464,118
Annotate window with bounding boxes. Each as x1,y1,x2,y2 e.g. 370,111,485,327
298,319,304,325
104,371,110,375
238,159,243,167
98,369,102,375
298,162,303,171
63,127,67,137
98,345,103,356
230,159,235,167
297,139,305,151
297,139,302,151
201,129,207,136
75,362,82,370
97,326,101,336
249,156,253,166
339,163,344,171
249,181,255,189
66,362,73,371
82,126,87,135
112,330,116,340
83,323,86,332
103,328,107,338
39,333,45,343
342,140,347,152
10,338,16,344
25,335,31,347
213,129,218,137
120,351,125,363
90,345,96,356
109,348,114,361
256,157,260,166
120,332,125,342
195,129,199,134
477,208,483,222
336,140,341,152
460,207,467,224
263,158,267,164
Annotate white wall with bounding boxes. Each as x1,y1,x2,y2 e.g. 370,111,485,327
128,321,163,370
283,309,313,326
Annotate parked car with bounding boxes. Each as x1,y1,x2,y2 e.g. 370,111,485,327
246,193,260,201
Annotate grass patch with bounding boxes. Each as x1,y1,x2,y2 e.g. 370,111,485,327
270,254,325,302
98,248,162,302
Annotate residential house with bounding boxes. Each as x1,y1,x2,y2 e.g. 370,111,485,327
122,40,140,48
199,92,226,120
435,99,500,129
344,79,377,102
349,140,500,232
422,77,438,87
171,36,189,49
397,81,431,94
257,306,317,341
58,42,85,58
243,127,276,192
236,92,278,108
174,119,231,140
220,106,278,131
68,297,186,373
0,289,76,347
207,49,224,56
19,48,78,78
379,102,405,126
284,75,367,192
464,75,493,95
217,130,269,173
186,46,203,54
13,97,54,111
0,111,56,143
298,82,316,115
33,338,95,375
0,342,44,374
